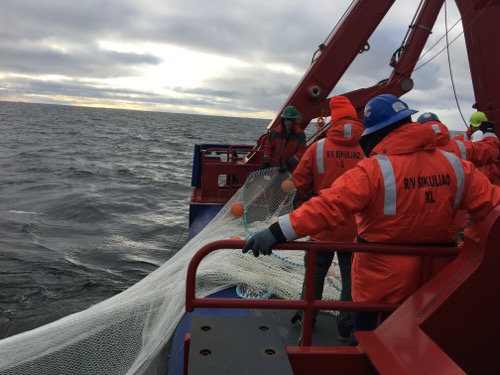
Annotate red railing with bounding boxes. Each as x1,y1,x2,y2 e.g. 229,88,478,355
185,240,459,346
193,146,264,203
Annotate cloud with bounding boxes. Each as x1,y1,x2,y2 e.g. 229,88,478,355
0,0,478,130
2,46,162,78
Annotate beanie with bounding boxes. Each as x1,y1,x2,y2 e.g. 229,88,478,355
329,96,357,122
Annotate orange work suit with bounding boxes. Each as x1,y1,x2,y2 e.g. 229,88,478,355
492,160,500,186
426,120,500,239
292,117,364,242
426,120,499,166
277,123,500,304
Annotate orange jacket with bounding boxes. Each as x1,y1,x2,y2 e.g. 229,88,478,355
263,124,307,170
492,160,500,186
432,122,499,236
426,120,499,166
292,117,364,241
476,156,500,186
277,123,500,304
445,123,500,239
465,158,500,240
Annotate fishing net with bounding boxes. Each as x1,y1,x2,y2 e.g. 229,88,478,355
0,168,343,375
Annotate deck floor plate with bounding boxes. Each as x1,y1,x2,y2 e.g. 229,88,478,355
187,316,293,374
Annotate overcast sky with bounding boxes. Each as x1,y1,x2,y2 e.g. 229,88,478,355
1,0,477,131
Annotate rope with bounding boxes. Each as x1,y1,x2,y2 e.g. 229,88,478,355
443,0,468,129
271,251,305,268
236,283,273,299
412,0,493,129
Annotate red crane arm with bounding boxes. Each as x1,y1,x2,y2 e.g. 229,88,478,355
456,0,500,136
266,0,398,130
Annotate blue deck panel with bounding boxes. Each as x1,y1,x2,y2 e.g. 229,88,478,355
187,204,224,240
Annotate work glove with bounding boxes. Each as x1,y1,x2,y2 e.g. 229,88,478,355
261,161,271,170
242,228,278,257
479,121,495,134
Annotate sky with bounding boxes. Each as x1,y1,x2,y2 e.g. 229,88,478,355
0,0,478,131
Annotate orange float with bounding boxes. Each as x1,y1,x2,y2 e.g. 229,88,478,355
230,202,244,217
281,179,295,193
229,235,241,240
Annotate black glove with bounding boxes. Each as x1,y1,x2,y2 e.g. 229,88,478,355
261,161,271,170
479,121,495,134
278,164,288,173
242,228,278,257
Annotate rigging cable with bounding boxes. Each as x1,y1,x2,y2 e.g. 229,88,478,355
311,0,355,64
310,0,490,130
413,0,493,128
444,0,468,128
391,0,425,66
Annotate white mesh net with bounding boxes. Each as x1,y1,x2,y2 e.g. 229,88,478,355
0,169,342,374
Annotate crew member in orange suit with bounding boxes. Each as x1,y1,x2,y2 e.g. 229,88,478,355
465,117,500,187
417,112,498,167
243,94,500,340
418,112,499,242
290,96,363,341
262,105,307,173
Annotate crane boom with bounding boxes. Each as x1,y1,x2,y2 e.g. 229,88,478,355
267,0,500,138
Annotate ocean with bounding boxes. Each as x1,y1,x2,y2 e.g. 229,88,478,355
0,101,268,339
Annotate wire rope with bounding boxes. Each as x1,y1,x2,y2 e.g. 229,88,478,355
444,0,468,128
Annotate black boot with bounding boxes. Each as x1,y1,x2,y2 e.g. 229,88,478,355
290,312,302,324
291,312,317,328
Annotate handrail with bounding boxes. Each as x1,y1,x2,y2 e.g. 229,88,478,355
201,146,260,163
185,239,459,346
196,146,264,201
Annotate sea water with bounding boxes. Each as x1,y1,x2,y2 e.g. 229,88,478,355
0,101,267,338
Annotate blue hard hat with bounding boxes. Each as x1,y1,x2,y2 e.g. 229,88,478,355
417,112,440,124
363,94,418,136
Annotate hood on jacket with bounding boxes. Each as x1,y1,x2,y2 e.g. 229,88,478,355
326,117,364,146
327,95,363,146
425,121,450,146
329,95,357,123
370,122,437,156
